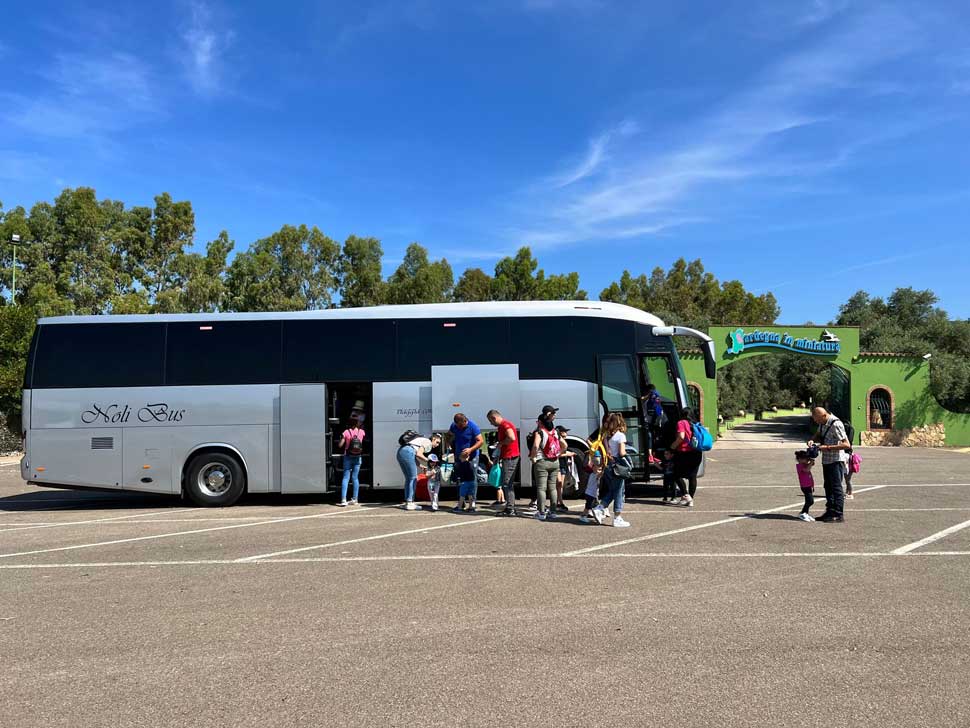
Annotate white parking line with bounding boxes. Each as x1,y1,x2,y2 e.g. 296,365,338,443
0,508,199,534
563,485,887,556
891,517,970,554
4,549,970,570
699,483,970,489
0,505,399,560
236,517,498,562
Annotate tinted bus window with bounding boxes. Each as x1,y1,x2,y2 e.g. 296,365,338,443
32,323,165,389
397,318,510,380
283,319,397,382
511,317,635,381
166,321,281,386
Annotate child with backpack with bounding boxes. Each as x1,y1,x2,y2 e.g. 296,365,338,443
845,448,861,499
337,421,365,506
795,450,817,522
579,432,608,524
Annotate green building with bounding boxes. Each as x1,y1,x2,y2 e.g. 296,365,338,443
681,325,970,447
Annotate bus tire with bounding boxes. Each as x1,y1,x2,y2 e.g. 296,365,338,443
563,447,589,498
184,452,246,507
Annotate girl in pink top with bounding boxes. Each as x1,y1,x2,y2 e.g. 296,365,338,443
795,450,816,522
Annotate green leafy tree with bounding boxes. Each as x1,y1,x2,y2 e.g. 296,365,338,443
338,235,385,307
124,193,197,303
0,305,36,432
453,268,495,302
385,243,454,305
601,258,778,328
837,287,970,411
491,247,587,301
227,225,339,312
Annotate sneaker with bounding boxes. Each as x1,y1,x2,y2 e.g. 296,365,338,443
430,505,439,512
591,507,605,525
338,500,348,507
579,515,592,524
467,502,477,513
348,499,358,506
527,500,538,511
679,496,693,507
407,502,421,511
495,509,513,517
613,515,631,528
451,504,464,513
829,515,845,522
534,511,546,521
816,513,834,522
557,503,570,513
798,513,814,522
546,511,558,521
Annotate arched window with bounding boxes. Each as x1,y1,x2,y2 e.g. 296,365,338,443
868,387,893,430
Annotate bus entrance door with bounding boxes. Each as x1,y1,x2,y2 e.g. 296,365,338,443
280,384,329,493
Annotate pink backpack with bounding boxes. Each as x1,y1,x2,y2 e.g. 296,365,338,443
849,452,862,474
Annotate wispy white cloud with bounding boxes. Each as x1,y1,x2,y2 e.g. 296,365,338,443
511,4,929,249
794,0,851,27
550,119,639,188
0,52,158,138
179,1,234,96
329,1,436,53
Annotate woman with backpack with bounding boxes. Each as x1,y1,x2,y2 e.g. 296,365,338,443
592,413,631,527
530,405,564,521
337,420,365,507
667,407,702,507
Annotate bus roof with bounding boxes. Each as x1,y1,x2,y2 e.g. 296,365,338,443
38,301,666,327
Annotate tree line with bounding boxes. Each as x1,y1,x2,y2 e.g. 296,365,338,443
1,187,967,432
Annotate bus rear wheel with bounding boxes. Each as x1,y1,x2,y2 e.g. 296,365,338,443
185,452,246,507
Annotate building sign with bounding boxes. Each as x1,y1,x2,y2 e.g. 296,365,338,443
726,328,841,357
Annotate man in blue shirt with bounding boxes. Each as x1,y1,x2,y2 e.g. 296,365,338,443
447,413,484,512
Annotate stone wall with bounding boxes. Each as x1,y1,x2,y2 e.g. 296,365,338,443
861,423,947,448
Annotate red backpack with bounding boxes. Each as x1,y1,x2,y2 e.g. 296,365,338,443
536,426,562,459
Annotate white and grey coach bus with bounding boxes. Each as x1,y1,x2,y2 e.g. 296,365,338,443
20,301,715,506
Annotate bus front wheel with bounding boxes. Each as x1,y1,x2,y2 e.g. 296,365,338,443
184,452,246,507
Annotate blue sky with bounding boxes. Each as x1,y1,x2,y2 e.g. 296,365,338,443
2,0,969,323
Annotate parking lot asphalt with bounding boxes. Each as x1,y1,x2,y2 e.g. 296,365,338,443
2,447,970,727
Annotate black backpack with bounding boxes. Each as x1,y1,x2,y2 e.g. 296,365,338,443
398,429,419,447
347,428,364,456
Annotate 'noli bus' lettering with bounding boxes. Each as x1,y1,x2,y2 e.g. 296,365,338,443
81,402,186,425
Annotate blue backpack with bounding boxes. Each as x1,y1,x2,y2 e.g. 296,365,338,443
690,422,714,452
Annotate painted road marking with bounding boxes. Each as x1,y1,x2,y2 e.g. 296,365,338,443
4,550,970,570
562,485,888,556
0,508,199,534
0,504,400,560
236,517,499,562
3,505,966,529
891,517,970,554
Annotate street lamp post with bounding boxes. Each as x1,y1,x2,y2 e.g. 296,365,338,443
8,234,29,305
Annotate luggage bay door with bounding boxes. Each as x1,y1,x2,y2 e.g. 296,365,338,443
280,384,328,494
431,364,521,435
